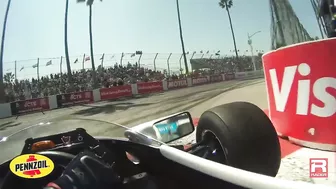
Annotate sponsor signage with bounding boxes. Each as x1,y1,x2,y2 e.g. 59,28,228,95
56,91,93,107
10,154,54,179
137,81,163,94
167,79,188,89
247,72,255,76
225,73,235,80
263,38,336,147
235,72,246,78
210,75,223,83
192,77,208,85
267,63,336,117
100,85,132,100
10,98,50,115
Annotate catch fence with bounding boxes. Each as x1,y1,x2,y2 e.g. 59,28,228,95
270,0,314,49
3,51,263,81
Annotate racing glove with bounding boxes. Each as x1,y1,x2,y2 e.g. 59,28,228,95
44,150,121,189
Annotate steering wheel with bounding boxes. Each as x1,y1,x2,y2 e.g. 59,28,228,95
1,128,122,189
1,151,75,189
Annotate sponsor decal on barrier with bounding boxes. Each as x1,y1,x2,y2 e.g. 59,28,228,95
192,77,208,85
168,79,188,89
10,154,54,179
269,63,336,117
210,75,223,83
137,81,163,94
224,73,235,80
100,85,132,100
263,39,336,150
10,98,49,115
235,72,246,78
247,72,255,76
56,91,93,107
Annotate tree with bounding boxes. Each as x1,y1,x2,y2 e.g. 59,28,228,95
78,0,101,88
88,1,97,88
176,0,189,74
0,0,12,103
64,0,73,89
219,0,239,60
4,72,14,84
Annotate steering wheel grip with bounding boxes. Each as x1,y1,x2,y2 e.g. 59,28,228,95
1,151,75,189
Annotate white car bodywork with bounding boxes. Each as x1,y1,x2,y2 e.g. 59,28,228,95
129,114,335,189
160,145,335,189
2,115,333,189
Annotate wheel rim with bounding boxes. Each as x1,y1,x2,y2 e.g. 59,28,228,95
201,129,229,164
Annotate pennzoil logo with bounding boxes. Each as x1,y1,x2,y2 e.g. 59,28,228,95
9,154,54,179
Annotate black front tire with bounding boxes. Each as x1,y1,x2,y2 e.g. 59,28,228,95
196,101,281,177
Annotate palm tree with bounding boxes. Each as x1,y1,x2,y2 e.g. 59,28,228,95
0,0,12,102
64,0,73,88
78,0,101,88
88,0,99,88
4,72,14,84
219,0,239,60
176,0,189,74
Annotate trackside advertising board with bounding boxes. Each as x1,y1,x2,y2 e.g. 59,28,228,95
100,85,132,100
137,81,163,94
10,97,50,115
210,75,223,82
225,73,235,80
262,38,336,149
192,77,208,85
167,79,188,89
56,91,93,107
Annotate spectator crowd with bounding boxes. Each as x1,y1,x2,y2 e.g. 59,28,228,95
4,55,260,103
4,63,164,102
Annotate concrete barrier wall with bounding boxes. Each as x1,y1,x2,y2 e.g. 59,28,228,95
0,71,264,119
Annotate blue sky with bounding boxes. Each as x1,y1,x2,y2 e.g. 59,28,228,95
0,0,321,79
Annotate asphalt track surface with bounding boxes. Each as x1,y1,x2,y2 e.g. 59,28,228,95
0,79,263,161
0,78,335,186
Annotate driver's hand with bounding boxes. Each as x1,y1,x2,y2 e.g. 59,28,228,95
45,150,121,189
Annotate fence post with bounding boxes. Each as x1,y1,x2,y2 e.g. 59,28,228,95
153,53,158,71
60,56,63,74
82,53,85,69
14,61,17,80
167,53,172,76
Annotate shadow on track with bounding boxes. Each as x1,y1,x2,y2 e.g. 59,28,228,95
72,102,152,116
0,121,22,131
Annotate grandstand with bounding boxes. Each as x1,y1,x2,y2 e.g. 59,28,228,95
190,54,263,72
